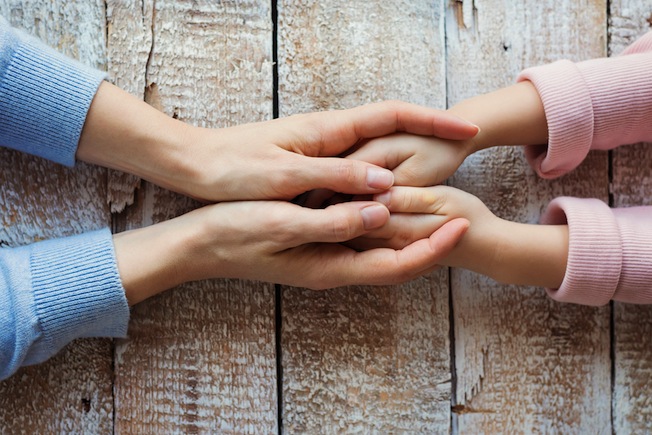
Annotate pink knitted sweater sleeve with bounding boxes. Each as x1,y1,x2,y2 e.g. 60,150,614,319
516,32,652,305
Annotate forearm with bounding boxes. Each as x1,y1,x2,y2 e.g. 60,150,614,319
446,218,568,289
76,82,199,195
448,81,549,152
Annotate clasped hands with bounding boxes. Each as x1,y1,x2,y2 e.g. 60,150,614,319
81,82,538,304
149,101,486,296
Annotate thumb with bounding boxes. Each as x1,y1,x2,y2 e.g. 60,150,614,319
426,217,470,257
322,217,471,287
295,155,395,194
289,201,390,245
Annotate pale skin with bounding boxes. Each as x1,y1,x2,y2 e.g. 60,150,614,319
348,81,570,289
76,82,479,305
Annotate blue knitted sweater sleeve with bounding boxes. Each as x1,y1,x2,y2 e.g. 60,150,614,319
0,18,130,380
0,16,106,165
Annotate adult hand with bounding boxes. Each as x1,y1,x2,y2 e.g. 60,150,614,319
113,199,470,305
77,83,479,201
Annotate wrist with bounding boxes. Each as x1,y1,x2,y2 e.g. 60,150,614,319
490,221,568,288
448,100,493,155
442,212,505,274
113,217,198,305
448,81,549,154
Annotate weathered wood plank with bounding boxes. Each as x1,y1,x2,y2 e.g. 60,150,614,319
0,1,114,432
278,1,452,432
447,1,611,432
282,278,452,432
108,1,278,432
609,2,652,432
105,0,151,213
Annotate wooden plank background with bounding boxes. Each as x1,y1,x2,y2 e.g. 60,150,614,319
610,1,652,433
0,0,650,433
447,1,612,433
277,1,452,432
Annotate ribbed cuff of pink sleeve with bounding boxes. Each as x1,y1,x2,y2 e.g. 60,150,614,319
576,52,652,150
610,207,652,304
541,197,621,306
517,60,594,179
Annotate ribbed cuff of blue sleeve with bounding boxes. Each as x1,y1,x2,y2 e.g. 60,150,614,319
28,228,129,361
0,32,106,166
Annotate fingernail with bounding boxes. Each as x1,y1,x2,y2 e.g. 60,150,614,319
375,191,391,206
361,204,388,230
367,167,394,189
454,114,480,130
466,121,481,131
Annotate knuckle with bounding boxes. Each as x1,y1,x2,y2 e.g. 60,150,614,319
385,223,412,250
397,166,421,186
330,212,357,241
399,190,416,212
430,189,448,214
266,209,295,245
273,156,307,196
276,166,297,189
334,160,359,185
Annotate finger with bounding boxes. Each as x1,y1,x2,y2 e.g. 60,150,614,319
345,134,461,187
301,101,479,155
289,201,390,245
345,134,412,169
319,218,469,288
324,193,355,207
349,213,448,250
345,133,432,168
374,186,448,214
293,154,396,194
388,217,470,280
345,237,393,252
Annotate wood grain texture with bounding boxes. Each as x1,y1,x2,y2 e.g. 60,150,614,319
282,277,452,433
4,1,648,432
609,1,652,432
447,1,611,432
108,1,278,432
278,1,452,432
105,0,152,213
0,1,115,433
278,0,448,112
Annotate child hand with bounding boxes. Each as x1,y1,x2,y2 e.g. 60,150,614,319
349,185,568,288
344,133,477,187
349,186,494,263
